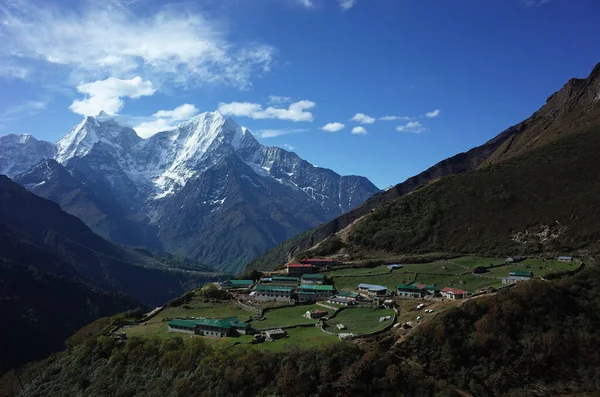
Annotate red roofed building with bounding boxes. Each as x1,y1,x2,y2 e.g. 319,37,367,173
300,258,338,267
287,263,315,276
440,287,469,300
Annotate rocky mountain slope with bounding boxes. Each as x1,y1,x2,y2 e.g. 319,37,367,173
248,62,600,270
1,112,379,273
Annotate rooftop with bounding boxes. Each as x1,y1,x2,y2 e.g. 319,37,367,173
299,284,335,291
168,317,250,330
301,258,336,262
509,271,533,277
287,263,314,268
397,283,420,291
256,285,294,292
441,287,468,294
168,319,198,329
358,283,387,291
221,279,254,286
301,273,325,279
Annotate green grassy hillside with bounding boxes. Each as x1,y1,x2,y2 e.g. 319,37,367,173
347,127,600,257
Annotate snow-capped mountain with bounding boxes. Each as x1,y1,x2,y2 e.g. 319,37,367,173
3,112,380,272
0,134,57,176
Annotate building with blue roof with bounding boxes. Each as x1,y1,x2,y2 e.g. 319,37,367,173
357,283,388,297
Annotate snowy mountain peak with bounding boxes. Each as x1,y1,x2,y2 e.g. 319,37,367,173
0,133,57,176
56,115,140,164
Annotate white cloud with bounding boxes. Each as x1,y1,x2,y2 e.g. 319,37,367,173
0,64,29,80
380,115,410,121
134,103,199,138
153,104,199,120
296,0,315,8
134,118,174,139
0,1,274,89
396,121,425,133
350,113,375,124
425,109,441,118
322,122,345,132
254,128,308,138
283,144,296,151
218,100,315,122
351,126,367,135
268,95,292,105
339,0,357,11
69,76,156,116
0,100,46,120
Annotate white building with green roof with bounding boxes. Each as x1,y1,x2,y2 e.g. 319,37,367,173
254,285,295,301
168,317,253,337
298,284,335,301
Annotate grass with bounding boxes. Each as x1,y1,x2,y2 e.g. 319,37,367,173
325,307,396,335
483,259,579,278
122,297,254,338
329,268,503,293
246,327,340,352
449,256,506,268
251,304,326,329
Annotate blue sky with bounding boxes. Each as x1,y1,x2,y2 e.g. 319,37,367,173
0,0,599,188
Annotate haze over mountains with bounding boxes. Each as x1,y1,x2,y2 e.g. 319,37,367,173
0,112,379,273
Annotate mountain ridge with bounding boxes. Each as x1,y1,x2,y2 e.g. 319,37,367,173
1,112,380,272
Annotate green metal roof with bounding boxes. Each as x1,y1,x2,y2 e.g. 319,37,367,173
256,285,294,292
397,284,420,291
168,319,198,329
169,317,251,330
301,273,325,279
299,284,334,291
222,279,254,286
509,271,533,277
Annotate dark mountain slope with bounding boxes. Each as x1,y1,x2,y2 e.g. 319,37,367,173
0,258,140,375
348,125,600,257
0,175,221,374
248,62,600,270
0,175,219,305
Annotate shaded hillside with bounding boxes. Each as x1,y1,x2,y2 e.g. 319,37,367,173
347,126,600,257
0,258,140,375
248,62,600,271
0,175,223,375
1,329,455,397
397,262,600,396
0,175,221,305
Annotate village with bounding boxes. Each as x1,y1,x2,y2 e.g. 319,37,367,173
119,255,581,349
